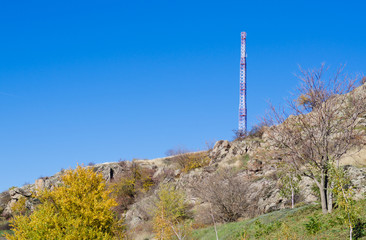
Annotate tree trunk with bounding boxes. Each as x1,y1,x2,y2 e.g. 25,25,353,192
291,188,295,209
319,175,328,214
210,203,219,240
350,225,353,240
327,185,333,213
324,169,332,213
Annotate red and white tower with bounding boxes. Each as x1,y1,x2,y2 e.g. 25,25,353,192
239,32,247,133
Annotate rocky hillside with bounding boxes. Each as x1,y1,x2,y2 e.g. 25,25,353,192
1,138,365,239
1,84,366,239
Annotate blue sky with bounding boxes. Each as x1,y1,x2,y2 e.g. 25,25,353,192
1,0,365,191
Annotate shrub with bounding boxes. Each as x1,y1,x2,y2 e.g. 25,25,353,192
10,196,28,216
192,168,255,222
304,216,322,234
166,147,211,173
182,152,210,173
232,129,247,141
275,222,299,240
172,152,210,173
6,166,124,240
353,218,366,239
109,162,155,214
248,122,268,138
253,220,282,238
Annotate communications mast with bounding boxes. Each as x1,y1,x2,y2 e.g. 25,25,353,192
239,32,247,134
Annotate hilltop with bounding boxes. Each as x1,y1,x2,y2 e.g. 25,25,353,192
1,82,366,239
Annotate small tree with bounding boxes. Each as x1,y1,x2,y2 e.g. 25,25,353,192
330,165,359,240
278,170,301,209
152,183,191,240
6,166,124,240
265,65,366,214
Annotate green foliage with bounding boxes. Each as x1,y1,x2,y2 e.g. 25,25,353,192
353,218,366,239
304,215,322,234
310,182,321,200
275,222,299,240
278,173,300,200
276,162,301,208
6,166,124,240
253,220,282,238
193,200,366,239
330,165,362,239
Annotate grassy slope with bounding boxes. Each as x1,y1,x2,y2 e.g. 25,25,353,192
192,200,366,240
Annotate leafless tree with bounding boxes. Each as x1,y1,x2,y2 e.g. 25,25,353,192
265,64,366,214
192,169,255,222
232,129,247,141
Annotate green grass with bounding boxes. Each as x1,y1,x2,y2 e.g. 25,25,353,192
0,230,11,238
192,200,366,240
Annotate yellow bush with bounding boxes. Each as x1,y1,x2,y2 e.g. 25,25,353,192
6,166,125,240
182,152,210,173
141,175,154,192
10,196,28,216
152,183,191,240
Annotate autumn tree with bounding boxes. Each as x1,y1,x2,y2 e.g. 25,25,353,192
152,183,191,240
6,166,125,240
265,65,366,214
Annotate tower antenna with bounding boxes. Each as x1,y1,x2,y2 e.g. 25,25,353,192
239,32,247,134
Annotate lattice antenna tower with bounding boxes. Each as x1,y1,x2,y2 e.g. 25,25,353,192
239,32,247,134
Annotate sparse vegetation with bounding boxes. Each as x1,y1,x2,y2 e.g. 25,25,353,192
193,168,256,222
167,148,210,173
109,161,155,214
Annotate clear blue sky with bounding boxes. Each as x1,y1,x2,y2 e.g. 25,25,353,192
1,0,365,191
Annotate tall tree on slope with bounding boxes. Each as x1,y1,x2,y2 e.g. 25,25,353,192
265,65,366,214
